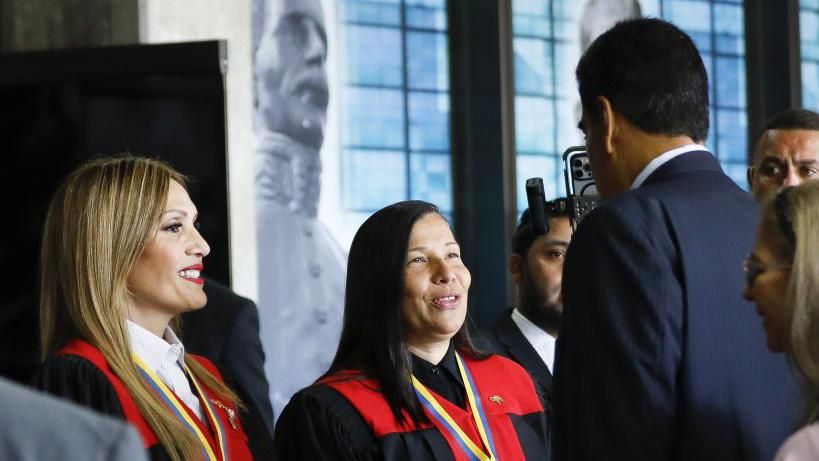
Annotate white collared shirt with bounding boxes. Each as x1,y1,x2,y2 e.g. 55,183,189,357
127,321,204,420
631,144,707,190
511,308,557,374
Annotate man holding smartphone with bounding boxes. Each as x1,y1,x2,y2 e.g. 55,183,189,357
552,18,798,461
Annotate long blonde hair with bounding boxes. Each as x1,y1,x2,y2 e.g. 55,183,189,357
41,155,239,461
761,181,819,424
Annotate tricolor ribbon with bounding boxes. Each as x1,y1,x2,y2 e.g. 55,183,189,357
411,351,499,461
133,355,228,461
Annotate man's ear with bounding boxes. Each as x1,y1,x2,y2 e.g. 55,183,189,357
597,95,617,156
747,165,755,188
508,254,524,286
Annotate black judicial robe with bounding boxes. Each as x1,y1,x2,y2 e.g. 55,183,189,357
275,347,549,460
33,339,254,461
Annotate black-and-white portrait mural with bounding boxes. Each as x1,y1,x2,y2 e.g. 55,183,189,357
252,0,346,417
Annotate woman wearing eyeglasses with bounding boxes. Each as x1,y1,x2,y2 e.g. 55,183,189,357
743,181,819,460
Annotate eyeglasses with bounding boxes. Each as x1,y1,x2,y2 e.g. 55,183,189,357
742,255,791,288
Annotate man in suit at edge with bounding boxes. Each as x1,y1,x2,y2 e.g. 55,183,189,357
181,279,276,458
488,200,572,412
0,376,146,461
552,18,799,461
747,108,819,201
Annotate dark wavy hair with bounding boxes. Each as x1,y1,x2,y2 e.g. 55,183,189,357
576,18,709,142
326,200,485,424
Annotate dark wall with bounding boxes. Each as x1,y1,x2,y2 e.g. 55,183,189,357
449,0,517,328
0,42,229,384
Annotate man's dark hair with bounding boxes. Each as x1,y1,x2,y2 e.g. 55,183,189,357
326,200,485,424
512,198,572,257
576,18,709,142
763,108,819,132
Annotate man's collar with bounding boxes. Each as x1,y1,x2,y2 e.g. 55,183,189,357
511,308,557,340
631,144,707,189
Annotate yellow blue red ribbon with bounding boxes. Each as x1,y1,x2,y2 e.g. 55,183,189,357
411,351,498,461
133,355,228,461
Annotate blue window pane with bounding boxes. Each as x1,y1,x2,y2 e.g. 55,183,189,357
344,87,406,149
702,56,714,99
804,0,819,10
716,109,747,162
406,4,447,30
514,38,552,96
802,11,819,61
344,26,403,86
515,154,562,214
723,162,749,191
714,4,743,37
406,0,445,7
715,34,743,55
343,149,406,210
803,62,819,110
409,92,450,151
801,11,819,45
513,0,548,17
340,0,452,215
689,31,713,54
716,35,745,56
552,0,580,20
410,152,452,211
407,32,450,90
553,16,578,41
515,96,555,154
553,43,574,94
805,41,819,64
715,56,746,109
341,0,400,25
705,134,716,155
514,14,552,39
513,0,550,38
668,1,713,33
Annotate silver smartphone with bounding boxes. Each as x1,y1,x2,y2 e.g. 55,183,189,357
562,146,599,229
563,146,598,197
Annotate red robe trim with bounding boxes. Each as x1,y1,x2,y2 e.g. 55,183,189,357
58,339,252,461
321,353,544,460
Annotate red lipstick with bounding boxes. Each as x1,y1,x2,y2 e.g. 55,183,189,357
179,263,205,285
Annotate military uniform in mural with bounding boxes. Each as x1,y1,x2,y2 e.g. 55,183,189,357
253,0,343,416
255,130,345,416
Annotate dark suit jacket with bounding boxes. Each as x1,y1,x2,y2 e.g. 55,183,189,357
553,151,800,461
488,309,553,404
182,280,275,458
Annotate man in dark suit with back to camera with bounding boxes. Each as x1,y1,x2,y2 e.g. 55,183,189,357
553,18,799,461
488,200,572,415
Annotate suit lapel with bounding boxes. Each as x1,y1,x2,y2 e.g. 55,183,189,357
494,313,552,392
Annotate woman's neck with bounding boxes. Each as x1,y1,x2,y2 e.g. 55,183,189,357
407,339,451,365
127,309,171,338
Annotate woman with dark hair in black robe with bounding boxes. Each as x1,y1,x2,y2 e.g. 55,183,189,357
275,200,549,460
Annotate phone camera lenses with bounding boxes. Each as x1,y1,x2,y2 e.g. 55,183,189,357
574,169,584,179
573,159,583,168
